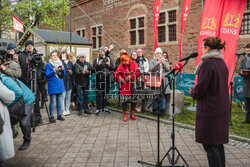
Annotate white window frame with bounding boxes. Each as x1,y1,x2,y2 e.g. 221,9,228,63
91,24,102,50
76,28,86,38
239,4,250,38
128,15,146,47
158,7,178,44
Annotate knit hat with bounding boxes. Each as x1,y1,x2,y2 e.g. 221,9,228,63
78,52,86,58
137,48,143,53
98,46,106,52
6,42,17,51
154,48,163,55
246,43,250,48
25,40,34,47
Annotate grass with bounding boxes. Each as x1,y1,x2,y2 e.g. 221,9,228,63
108,96,250,139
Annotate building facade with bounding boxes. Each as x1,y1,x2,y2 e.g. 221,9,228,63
66,0,250,73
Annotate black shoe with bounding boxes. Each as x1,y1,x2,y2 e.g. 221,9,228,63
160,110,166,118
84,109,91,114
19,141,30,150
95,110,101,116
57,115,65,121
78,112,83,116
49,117,56,123
103,108,110,114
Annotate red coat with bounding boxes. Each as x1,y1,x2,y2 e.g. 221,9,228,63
115,61,140,95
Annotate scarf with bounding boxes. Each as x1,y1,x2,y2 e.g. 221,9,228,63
195,49,224,75
49,58,63,78
139,57,145,74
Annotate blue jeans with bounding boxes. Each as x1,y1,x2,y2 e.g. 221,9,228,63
76,86,89,113
49,93,64,117
152,93,166,110
62,89,72,111
20,102,34,141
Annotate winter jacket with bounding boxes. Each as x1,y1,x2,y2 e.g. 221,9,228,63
0,73,35,105
93,55,115,82
136,55,149,74
191,56,230,145
73,59,92,88
115,61,140,95
239,54,250,98
0,81,15,161
2,60,22,78
45,63,66,94
62,60,74,90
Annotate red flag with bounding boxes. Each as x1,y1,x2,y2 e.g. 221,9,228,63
13,14,24,33
179,0,192,59
219,0,247,87
154,0,161,50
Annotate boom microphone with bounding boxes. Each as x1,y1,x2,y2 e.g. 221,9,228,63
235,52,246,56
165,62,183,77
179,52,198,62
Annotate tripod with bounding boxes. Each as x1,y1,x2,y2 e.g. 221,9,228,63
138,61,189,167
30,68,50,132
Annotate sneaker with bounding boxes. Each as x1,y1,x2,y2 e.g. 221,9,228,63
57,115,65,121
95,110,101,116
62,111,68,116
103,108,111,114
49,117,56,123
19,141,30,150
78,112,83,116
67,110,71,115
84,109,91,114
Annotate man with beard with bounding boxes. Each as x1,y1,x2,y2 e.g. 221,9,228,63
74,53,92,116
93,46,115,116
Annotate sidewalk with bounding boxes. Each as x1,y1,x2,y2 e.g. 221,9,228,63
3,108,250,167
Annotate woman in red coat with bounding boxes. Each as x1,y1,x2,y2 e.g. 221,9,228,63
189,37,229,167
115,53,140,121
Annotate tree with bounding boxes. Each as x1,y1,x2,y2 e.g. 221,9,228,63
0,0,12,38
13,0,70,31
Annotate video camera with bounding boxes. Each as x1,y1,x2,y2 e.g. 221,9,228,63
29,53,43,69
0,48,20,65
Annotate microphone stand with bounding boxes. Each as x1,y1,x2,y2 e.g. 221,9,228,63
138,60,190,167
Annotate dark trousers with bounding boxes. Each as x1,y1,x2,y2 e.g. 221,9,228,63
96,81,110,110
20,102,34,142
203,144,225,167
244,97,250,122
76,85,89,113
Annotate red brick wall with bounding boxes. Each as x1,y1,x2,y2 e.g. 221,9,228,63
65,0,249,73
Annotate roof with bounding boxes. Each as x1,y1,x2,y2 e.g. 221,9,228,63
18,29,92,46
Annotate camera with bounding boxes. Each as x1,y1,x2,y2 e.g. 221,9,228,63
0,48,19,65
56,66,64,79
29,53,43,68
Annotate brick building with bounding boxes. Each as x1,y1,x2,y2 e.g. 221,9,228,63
66,0,250,73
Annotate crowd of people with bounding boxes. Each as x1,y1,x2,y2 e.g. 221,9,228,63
0,36,249,167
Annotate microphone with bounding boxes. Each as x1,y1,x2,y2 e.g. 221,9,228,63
165,62,183,77
179,52,198,62
235,52,246,56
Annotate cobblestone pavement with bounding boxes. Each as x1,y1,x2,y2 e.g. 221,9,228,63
3,109,250,167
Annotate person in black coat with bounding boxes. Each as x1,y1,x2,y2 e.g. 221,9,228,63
239,43,250,124
93,46,115,116
73,53,92,116
190,37,230,167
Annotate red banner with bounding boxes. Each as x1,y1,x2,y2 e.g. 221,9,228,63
154,0,161,50
13,14,24,33
179,0,192,59
196,0,224,65
220,0,247,86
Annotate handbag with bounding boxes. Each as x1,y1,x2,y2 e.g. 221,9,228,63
144,72,163,88
7,79,26,122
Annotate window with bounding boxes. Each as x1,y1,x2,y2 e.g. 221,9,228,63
129,16,145,45
240,1,250,35
92,25,102,49
158,10,177,43
76,28,86,38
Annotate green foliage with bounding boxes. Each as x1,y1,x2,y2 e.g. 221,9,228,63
0,0,13,37
13,0,70,31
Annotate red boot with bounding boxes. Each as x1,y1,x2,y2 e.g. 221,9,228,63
123,111,128,122
130,110,136,120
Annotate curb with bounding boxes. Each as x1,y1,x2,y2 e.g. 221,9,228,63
108,107,250,144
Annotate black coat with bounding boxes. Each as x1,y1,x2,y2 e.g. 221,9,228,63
239,55,250,98
191,58,230,145
93,55,114,82
73,59,92,88
62,60,74,90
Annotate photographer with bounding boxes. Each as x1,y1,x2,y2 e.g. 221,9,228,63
45,51,66,123
74,53,92,116
93,46,115,116
0,43,21,78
